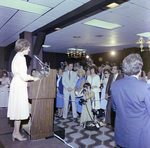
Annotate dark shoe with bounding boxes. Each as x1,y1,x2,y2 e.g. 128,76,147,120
61,118,65,120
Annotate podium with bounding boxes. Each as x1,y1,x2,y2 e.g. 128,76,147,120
24,69,56,140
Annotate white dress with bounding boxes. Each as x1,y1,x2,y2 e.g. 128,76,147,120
7,52,33,120
0,77,10,107
87,75,100,110
100,78,108,110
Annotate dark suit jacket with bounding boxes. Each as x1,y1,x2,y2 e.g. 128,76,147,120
106,73,123,96
111,76,150,148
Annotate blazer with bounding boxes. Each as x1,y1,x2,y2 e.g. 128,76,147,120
111,76,150,148
56,77,63,94
106,73,123,96
62,70,77,93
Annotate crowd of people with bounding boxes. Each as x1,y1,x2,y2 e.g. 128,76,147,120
1,38,150,147
55,59,150,128
55,56,150,147
55,59,122,127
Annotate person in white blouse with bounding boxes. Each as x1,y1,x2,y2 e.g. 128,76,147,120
87,65,100,121
100,68,111,123
0,71,10,108
7,39,39,141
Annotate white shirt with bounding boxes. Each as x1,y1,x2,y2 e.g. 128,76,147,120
57,76,61,87
113,73,118,82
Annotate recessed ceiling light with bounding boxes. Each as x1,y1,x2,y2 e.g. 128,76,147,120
95,35,103,37
0,0,50,14
42,45,51,48
55,28,61,31
73,36,81,38
106,2,119,9
136,32,150,38
84,19,122,30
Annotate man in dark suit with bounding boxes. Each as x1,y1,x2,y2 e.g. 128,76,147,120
111,54,150,148
105,64,123,128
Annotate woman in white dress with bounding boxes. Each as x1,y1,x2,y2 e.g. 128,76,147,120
7,39,39,141
87,65,100,120
0,71,10,108
100,68,111,123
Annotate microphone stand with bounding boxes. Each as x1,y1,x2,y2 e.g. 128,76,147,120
34,55,50,76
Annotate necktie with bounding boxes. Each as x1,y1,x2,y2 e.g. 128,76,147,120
69,71,71,80
99,74,102,80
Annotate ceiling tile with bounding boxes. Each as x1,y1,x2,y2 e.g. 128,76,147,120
74,0,90,3
0,5,17,16
0,35,18,46
107,1,131,12
13,10,40,22
28,0,65,8
41,9,64,21
0,16,10,28
54,0,83,15
114,3,147,17
94,12,124,23
129,0,147,4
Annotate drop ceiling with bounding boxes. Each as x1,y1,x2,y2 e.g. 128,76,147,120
0,0,150,54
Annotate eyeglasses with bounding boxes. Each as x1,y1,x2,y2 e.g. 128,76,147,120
104,73,108,74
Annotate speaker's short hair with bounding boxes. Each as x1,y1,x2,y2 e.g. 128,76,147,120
15,39,30,52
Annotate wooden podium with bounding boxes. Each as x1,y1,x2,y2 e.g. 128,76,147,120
24,69,56,140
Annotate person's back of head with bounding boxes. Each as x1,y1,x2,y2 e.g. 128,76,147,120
122,53,143,76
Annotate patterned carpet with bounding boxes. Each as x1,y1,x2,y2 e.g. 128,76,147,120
0,108,116,148
54,113,116,148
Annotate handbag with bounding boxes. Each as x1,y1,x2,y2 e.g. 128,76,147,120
83,98,100,131
84,120,100,131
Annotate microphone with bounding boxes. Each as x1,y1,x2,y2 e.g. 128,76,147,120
34,55,50,71
34,55,44,65
43,65,50,70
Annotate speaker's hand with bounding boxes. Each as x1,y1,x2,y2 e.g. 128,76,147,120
33,77,40,81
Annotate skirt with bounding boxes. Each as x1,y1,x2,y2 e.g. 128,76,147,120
76,97,83,113
56,92,64,108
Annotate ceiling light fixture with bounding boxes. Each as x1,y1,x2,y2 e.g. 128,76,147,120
106,2,119,9
84,19,122,30
111,51,115,55
67,46,86,59
135,36,150,52
55,28,61,31
0,0,50,14
73,36,81,38
95,35,103,37
42,45,51,48
86,55,89,59
136,32,150,38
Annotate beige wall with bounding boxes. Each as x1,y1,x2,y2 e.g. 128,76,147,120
0,47,5,68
